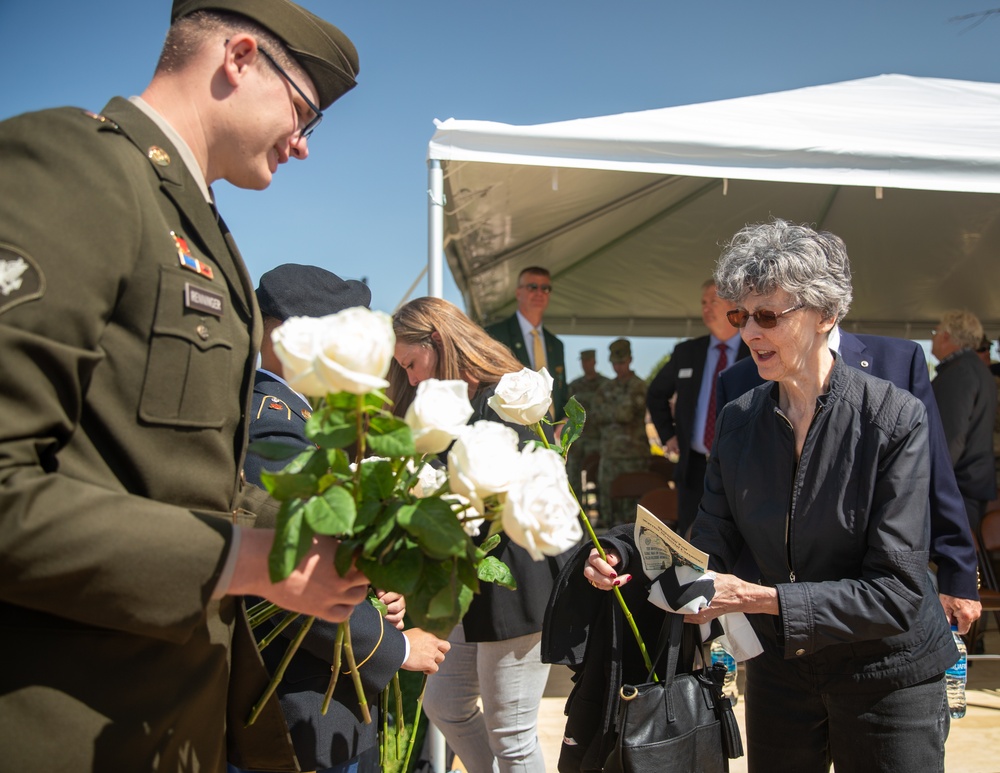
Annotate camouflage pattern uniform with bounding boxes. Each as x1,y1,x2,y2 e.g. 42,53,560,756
591,372,649,524
566,371,609,500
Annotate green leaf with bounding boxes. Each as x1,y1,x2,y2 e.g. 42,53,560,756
305,407,357,448
360,503,403,557
477,555,517,590
247,439,305,462
359,545,423,595
367,414,416,457
334,538,361,577
479,533,502,554
359,458,397,500
303,485,356,535
260,447,331,500
561,396,586,454
268,500,314,582
428,577,474,620
456,555,481,590
396,498,469,560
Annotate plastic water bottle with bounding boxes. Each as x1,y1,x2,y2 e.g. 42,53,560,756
710,640,738,703
945,625,967,719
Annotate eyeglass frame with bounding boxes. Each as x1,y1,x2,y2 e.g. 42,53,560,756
257,46,324,140
726,304,804,329
517,282,553,294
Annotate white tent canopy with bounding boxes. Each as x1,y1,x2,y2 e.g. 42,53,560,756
426,74,1000,339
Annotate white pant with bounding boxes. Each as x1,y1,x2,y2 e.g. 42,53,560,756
423,624,550,773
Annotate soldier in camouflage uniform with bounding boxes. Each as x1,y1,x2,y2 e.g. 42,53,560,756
591,338,650,524
566,349,609,502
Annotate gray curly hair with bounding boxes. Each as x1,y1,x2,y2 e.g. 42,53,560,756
714,219,853,324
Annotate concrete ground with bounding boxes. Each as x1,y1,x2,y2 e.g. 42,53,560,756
456,629,1000,772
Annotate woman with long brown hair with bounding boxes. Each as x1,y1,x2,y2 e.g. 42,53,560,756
389,296,566,773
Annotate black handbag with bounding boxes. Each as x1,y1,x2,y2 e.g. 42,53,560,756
603,614,743,773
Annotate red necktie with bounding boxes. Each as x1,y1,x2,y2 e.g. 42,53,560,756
703,343,729,451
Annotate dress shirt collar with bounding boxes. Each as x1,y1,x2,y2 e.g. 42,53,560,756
128,96,213,203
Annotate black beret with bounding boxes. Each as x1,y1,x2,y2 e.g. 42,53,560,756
171,0,359,110
256,264,371,320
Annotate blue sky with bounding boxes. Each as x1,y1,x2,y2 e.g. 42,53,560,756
2,0,997,380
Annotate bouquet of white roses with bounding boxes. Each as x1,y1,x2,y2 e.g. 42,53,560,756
244,307,587,758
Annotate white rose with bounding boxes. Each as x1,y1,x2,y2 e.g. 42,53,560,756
488,367,554,425
312,307,395,395
405,379,474,454
502,445,582,560
409,461,448,498
447,421,522,513
270,316,330,397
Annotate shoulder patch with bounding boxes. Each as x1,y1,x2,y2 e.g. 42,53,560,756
0,245,45,315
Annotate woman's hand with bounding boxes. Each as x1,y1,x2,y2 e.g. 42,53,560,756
683,571,779,623
584,547,632,591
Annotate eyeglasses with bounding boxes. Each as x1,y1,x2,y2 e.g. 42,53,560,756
518,283,552,294
726,304,804,329
258,47,323,140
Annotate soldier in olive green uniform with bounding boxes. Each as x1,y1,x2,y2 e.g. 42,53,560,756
0,3,372,771
566,349,609,502
590,339,651,524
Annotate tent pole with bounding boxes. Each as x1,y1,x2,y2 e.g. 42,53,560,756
426,158,449,773
428,160,445,299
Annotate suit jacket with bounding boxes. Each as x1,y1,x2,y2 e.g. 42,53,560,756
717,332,980,600
247,372,408,770
0,100,295,771
933,348,998,503
486,314,568,420
646,335,750,490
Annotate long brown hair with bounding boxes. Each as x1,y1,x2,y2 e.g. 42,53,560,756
387,297,523,416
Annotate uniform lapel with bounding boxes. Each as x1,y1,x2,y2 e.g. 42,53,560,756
100,98,252,318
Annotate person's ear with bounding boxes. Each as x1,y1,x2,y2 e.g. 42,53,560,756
430,330,443,346
223,34,259,87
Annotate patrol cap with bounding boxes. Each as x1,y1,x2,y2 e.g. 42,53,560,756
580,349,597,360
171,0,359,109
256,264,370,321
609,338,631,362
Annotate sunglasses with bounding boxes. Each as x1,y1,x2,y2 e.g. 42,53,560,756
518,282,552,294
726,304,804,329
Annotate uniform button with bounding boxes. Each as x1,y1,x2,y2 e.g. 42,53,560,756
196,324,210,340
795,648,806,656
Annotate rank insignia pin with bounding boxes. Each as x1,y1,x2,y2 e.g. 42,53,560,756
302,409,312,419
171,231,214,280
148,146,171,167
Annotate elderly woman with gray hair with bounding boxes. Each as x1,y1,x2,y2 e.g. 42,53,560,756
691,219,958,771
587,219,958,772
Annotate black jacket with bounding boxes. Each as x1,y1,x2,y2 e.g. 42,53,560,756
695,357,957,692
933,348,998,502
460,385,572,641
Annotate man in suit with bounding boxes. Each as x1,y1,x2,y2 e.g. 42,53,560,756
931,310,998,534
243,264,450,773
718,326,983,633
0,4,372,770
646,280,750,535
486,266,568,420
